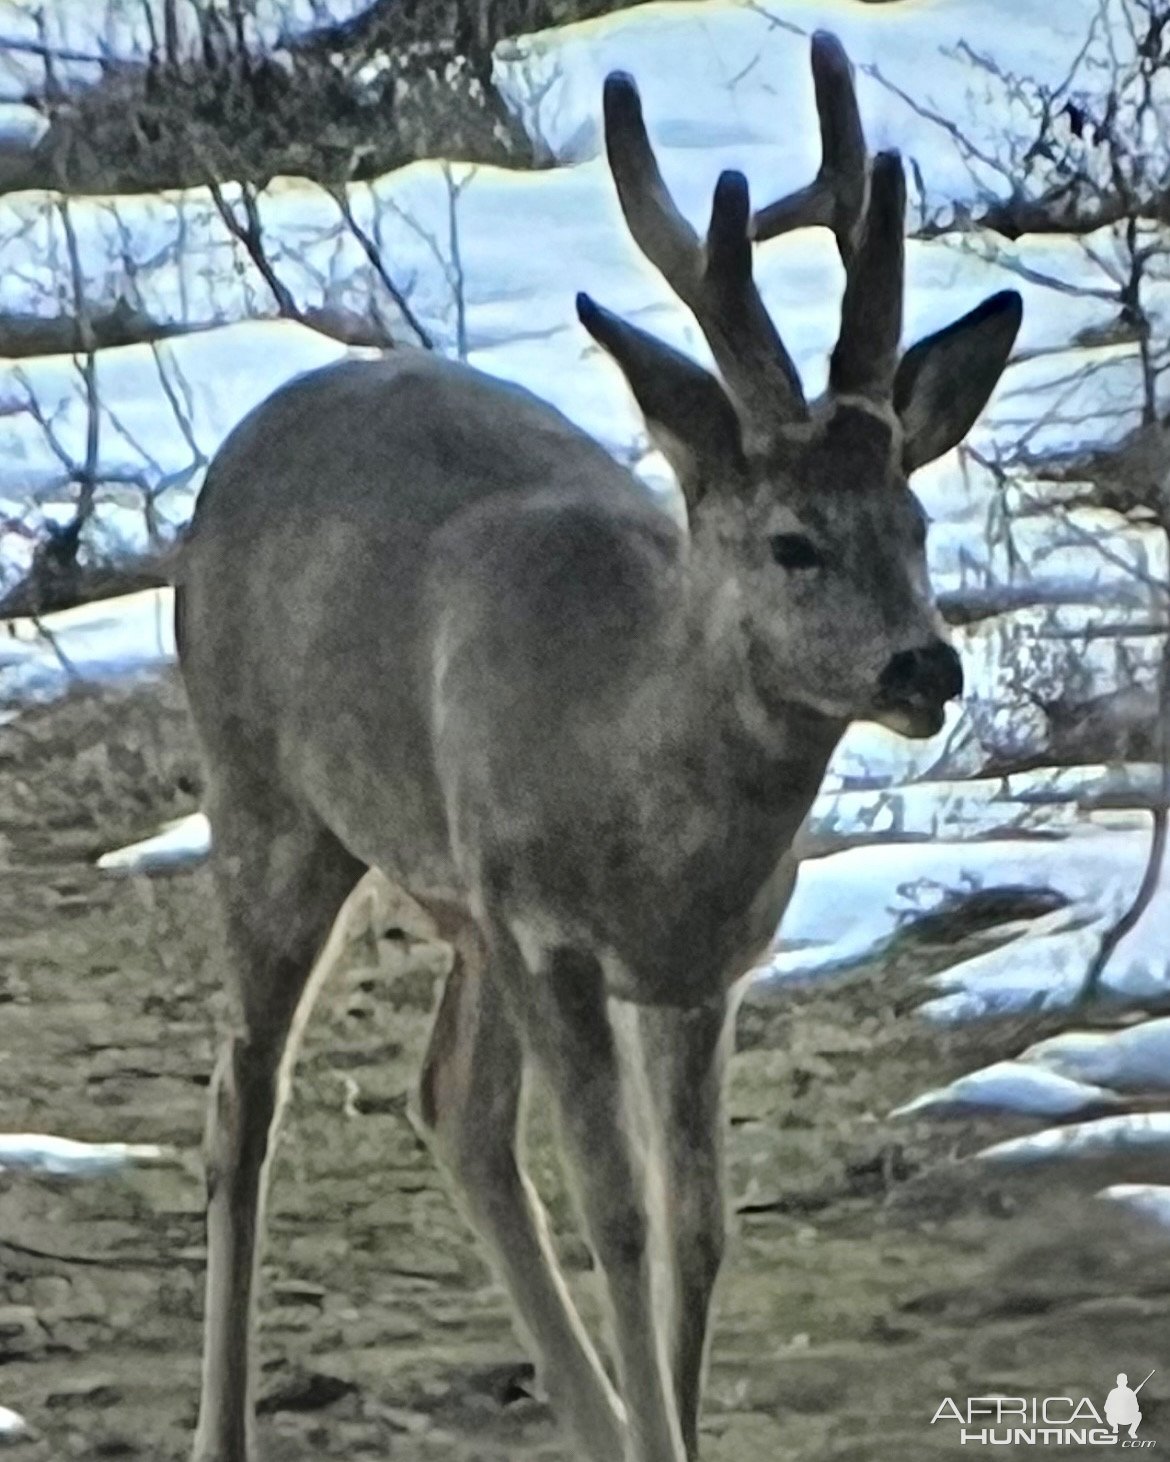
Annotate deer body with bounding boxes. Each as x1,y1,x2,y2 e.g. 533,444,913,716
179,34,1020,1462
180,350,825,1002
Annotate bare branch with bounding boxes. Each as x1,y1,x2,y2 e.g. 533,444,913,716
204,174,300,320
0,303,200,358
443,162,472,362
324,182,432,349
1077,663,1169,1002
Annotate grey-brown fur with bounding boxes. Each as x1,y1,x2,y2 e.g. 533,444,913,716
177,32,1021,1462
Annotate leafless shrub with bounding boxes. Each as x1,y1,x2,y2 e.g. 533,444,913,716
923,4,1170,998
7,0,659,198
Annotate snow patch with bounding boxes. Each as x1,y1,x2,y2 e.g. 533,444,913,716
0,1132,173,1176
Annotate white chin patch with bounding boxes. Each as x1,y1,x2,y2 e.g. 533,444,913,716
869,702,946,740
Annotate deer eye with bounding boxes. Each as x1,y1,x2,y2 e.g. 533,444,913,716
769,532,823,570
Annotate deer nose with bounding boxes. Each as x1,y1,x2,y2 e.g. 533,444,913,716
878,642,964,706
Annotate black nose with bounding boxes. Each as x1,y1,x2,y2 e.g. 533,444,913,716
878,642,964,706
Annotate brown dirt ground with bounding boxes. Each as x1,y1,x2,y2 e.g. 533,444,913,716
2,674,1169,1461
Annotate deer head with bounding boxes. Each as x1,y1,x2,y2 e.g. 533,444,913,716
577,32,1022,738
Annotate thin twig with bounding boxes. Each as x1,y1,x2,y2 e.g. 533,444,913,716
443,163,474,362
1077,637,1170,1002
204,174,300,320
326,183,432,349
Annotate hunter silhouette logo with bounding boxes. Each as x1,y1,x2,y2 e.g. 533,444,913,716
1106,1372,1155,1442
931,1369,1157,1447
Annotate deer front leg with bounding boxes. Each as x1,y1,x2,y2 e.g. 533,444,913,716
193,807,366,1462
637,999,733,1461
497,928,688,1462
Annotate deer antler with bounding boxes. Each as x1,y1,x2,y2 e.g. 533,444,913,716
593,32,908,437
830,149,904,399
601,71,808,425
751,32,868,263
752,31,905,404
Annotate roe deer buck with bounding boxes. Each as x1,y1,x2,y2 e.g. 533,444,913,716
177,30,1021,1462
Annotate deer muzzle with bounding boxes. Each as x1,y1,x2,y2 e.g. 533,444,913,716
872,641,964,738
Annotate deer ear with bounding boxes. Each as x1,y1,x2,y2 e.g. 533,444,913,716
894,290,1022,473
577,292,745,511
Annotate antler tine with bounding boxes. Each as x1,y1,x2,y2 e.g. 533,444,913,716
603,71,807,426
751,31,868,265
830,149,906,399
753,33,908,403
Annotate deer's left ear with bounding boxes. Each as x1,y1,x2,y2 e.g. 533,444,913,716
577,292,746,513
894,290,1022,473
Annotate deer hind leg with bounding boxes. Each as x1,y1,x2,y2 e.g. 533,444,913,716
192,788,365,1462
636,999,734,1461
490,923,688,1462
414,917,627,1462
